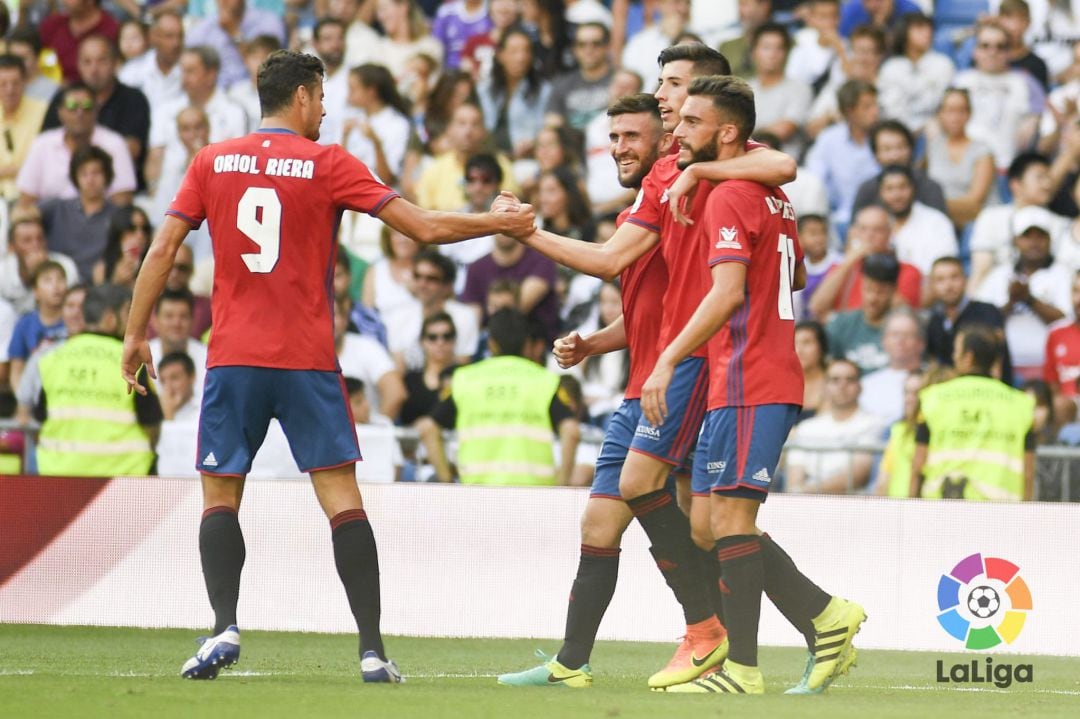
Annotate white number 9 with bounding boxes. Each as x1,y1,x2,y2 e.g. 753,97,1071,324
237,187,282,274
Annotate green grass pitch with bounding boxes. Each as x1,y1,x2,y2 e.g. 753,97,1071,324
2,624,1079,719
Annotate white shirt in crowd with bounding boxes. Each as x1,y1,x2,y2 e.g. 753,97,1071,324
343,105,412,183
148,337,208,394
858,367,910,424
877,51,955,132
337,331,398,413
786,28,837,87
785,409,889,490
385,298,480,371
952,69,1033,169
584,109,624,208
892,202,959,275
969,204,1071,282
150,89,250,174
118,50,183,110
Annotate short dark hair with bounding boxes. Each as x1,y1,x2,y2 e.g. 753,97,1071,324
931,256,965,273
183,45,221,73
421,311,456,341
607,92,661,121
1007,151,1049,183
575,21,610,44
687,75,756,142
413,249,456,286
343,376,365,396
313,17,346,41
155,287,195,315
488,307,528,357
751,130,781,149
464,153,503,184
69,145,115,188
870,119,914,156
797,214,828,231
31,259,65,287
8,215,43,245
958,324,1002,375
878,163,914,186
8,27,43,56
795,320,829,368
657,43,731,77
837,79,876,115
862,252,900,284
78,33,120,61
894,12,934,55
158,351,196,377
82,284,130,326
750,21,792,53
61,82,94,104
850,23,887,55
258,50,325,118
245,34,284,58
0,53,26,77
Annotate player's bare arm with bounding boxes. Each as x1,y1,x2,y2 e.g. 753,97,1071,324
553,316,628,369
121,215,192,395
667,147,798,226
376,195,537,245
521,221,659,281
641,261,749,427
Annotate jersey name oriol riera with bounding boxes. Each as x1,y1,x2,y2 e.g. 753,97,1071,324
212,153,316,179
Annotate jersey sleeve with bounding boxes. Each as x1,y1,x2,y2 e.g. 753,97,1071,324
166,148,208,228
329,145,400,216
626,171,662,233
704,189,753,267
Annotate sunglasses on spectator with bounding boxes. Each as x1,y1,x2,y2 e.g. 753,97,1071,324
977,42,1008,51
424,332,455,342
575,39,607,48
413,271,445,283
174,263,194,273
466,174,496,184
63,99,95,112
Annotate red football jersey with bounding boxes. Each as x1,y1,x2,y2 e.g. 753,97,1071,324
168,129,398,371
701,180,804,410
1044,322,1080,396
615,206,668,399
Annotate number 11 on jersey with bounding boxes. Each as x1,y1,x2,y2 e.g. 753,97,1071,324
777,233,796,321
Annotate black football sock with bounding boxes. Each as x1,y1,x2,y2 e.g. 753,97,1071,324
761,533,831,649
200,506,246,636
716,535,765,667
557,545,620,670
698,547,726,626
626,489,713,625
331,509,386,661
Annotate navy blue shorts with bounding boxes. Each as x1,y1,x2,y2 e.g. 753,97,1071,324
691,404,799,501
196,366,362,476
592,399,677,499
627,356,708,467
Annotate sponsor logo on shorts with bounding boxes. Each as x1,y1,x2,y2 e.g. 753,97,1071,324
752,467,771,484
634,425,661,441
202,452,218,468
707,460,727,474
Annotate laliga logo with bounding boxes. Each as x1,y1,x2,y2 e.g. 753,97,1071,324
935,553,1034,688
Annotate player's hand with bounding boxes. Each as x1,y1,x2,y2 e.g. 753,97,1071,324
641,361,675,428
490,191,521,213
121,336,156,396
668,167,699,227
498,202,538,238
553,331,591,369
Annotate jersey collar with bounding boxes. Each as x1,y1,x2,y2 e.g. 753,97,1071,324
255,128,300,136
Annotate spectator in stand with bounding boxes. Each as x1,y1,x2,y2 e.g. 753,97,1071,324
1055,172,1080,273
0,216,78,315
806,24,886,140
926,88,998,229
953,20,1037,173
156,351,199,422
969,152,1069,294
574,280,627,426
788,0,843,89
477,26,552,161
925,256,1013,384
858,307,925,423
333,0,382,69
810,205,922,318
11,283,87,419
335,293,408,422
520,123,583,199
545,22,614,132
874,165,958,279
585,68,643,218
362,225,420,319
415,69,479,155
149,288,208,393
342,63,413,186
795,320,830,423
151,107,212,264
538,167,595,244
7,28,61,103
748,22,813,156
385,250,479,371
999,0,1050,93
1024,379,1060,445
621,0,692,91
6,260,67,389
784,357,889,494
117,18,148,70
520,0,572,77
95,204,152,288
399,312,459,426
161,243,212,340
343,377,404,482
838,0,921,39
1045,271,1080,425
440,153,501,290
434,0,492,70
117,11,182,110
16,83,136,208
39,0,120,84
374,0,445,81
186,0,285,89
751,130,830,220
876,12,954,133
718,0,773,78
793,214,841,321
974,207,1074,380
226,35,281,129
0,297,15,387
0,54,47,203
851,119,948,222
461,0,522,82
39,145,119,283
310,18,350,151
825,252,899,374
461,231,559,340
805,79,880,231
876,369,940,497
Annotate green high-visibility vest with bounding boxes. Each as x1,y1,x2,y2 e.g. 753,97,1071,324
883,421,916,498
919,375,1034,501
37,334,155,477
451,355,560,486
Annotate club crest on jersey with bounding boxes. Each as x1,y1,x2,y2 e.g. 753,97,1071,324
764,196,795,220
716,226,742,250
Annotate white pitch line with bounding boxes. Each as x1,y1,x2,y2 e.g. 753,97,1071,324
0,670,34,676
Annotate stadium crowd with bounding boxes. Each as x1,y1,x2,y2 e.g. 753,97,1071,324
2,0,1080,497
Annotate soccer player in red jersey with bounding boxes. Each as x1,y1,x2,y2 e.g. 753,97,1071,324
120,50,536,681
1045,271,1080,426
511,44,797,688
641,76,866,695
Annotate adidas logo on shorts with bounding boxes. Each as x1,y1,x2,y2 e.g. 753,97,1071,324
203,452,218,468
752,467,771,484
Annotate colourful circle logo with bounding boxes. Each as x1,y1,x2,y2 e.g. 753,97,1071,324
937,553,1033,650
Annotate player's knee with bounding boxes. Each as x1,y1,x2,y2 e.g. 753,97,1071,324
580,500,630,548
618,452,671,499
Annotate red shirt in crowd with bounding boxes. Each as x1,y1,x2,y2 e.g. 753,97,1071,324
1044,321,1080,396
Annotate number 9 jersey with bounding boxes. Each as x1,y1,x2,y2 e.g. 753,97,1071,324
700,180,804,410
167,128,399,371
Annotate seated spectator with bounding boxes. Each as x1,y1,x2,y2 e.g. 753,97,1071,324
309,18,349,150
838,0,921,39
334,294,407,421
334,0,382,70
521,0,571,77
344,377,404,482
926,256,1014,384
787,0,842,90
1044,270,1080,426
752,130,830,219
545,22,614,131
874,165,958,277
39,145,120,283
1055,177,1080,275
375,0,445,81
438,154,500,291
341,64,412,187
925,88,997,228
784,357,889,494
620,0,692,91
385,250,479,371
824,252,898,374
748,22,813,155
1000,0,1049,93
805,79,880,230
585,68,643,217
7,28,61,104
793,214,840,320
117,11,183,110
361,225,419,319
434,0,493,71
224,34,281,136
857,307,925,423
151,106,213,264
477,26,551,161
851,119,948,222
795,320,830,423
538,167,595,243
95,205,152,288
6,260,67,389
158,243,212,340
974,208,1074,379
968,152,1069,293
0,53,48,203
39,0,120,84
806,24,886,139
16,83,135,207
149,288,208,393
717,0,773,78
156,351,199,422
1024,378,1059,445
876,11,954,133
460,0,522,82
520,123,583,199
461,232,560,341
0,216,78,315
185,0,285,89
809,206,921,319
399,312,459,426
11,284,87,421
